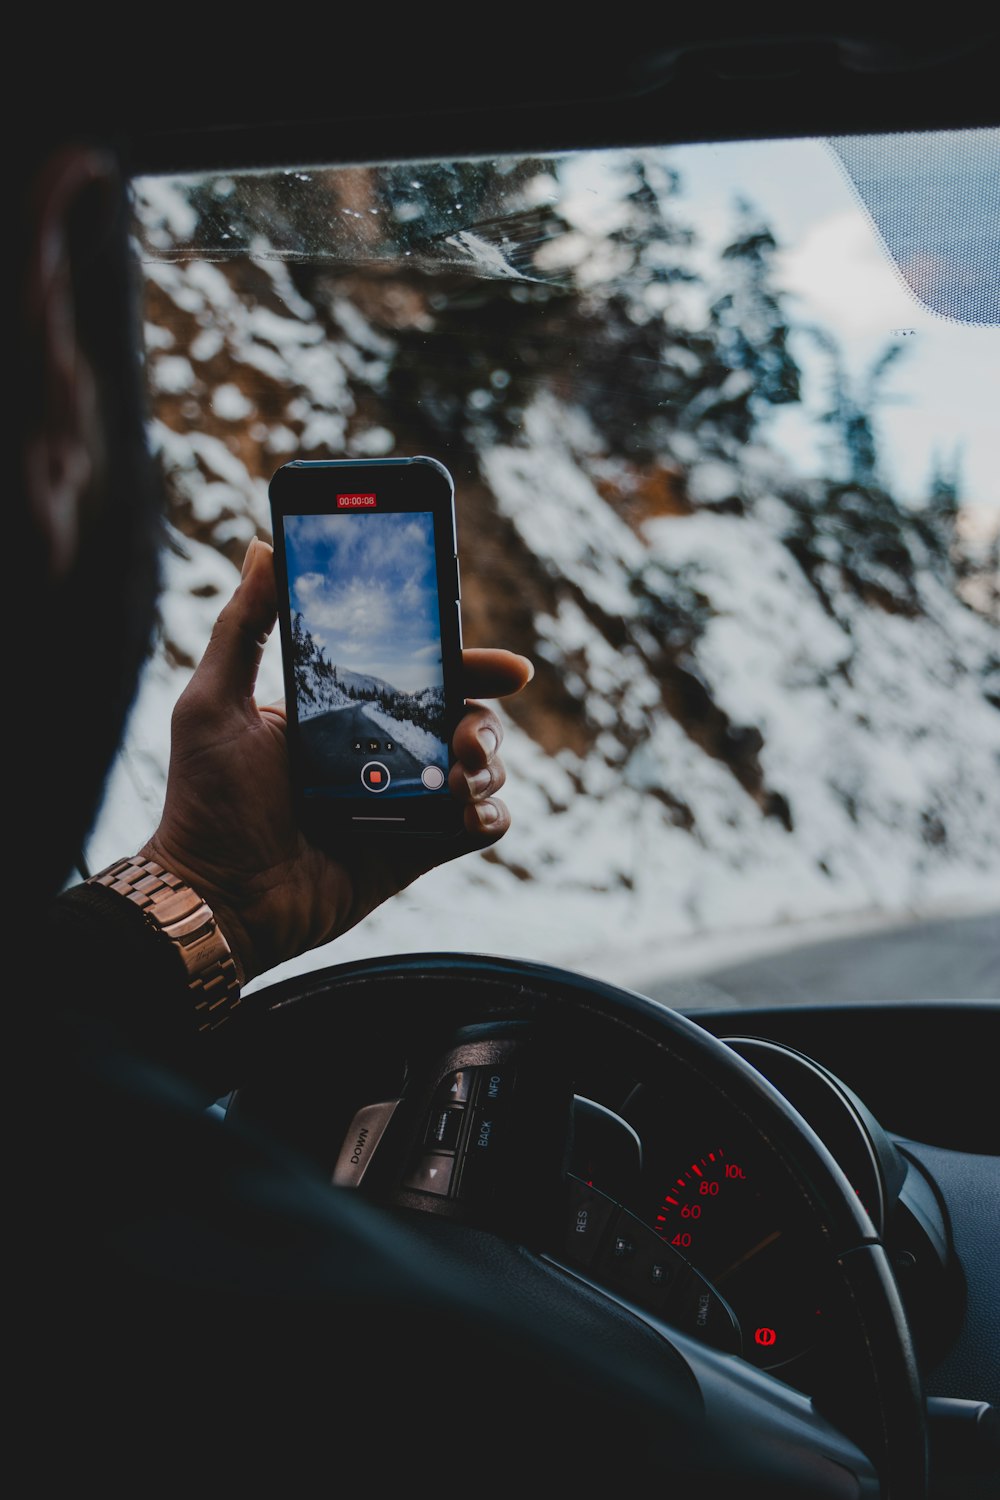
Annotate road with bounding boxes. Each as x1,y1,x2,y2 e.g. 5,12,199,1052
643,910,1000,1009
300,703,425,793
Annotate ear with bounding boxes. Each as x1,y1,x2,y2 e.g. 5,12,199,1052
22,145,119,583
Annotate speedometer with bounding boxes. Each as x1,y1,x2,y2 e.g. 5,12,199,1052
651,1142,824,1369
620,1036,897,1373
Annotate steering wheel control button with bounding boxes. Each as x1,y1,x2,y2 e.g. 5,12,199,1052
599,1209,687,1305
454,1064,519,1202
331,1100,401,1188
435,1069,473,1105
672,1274,742,1356
402,1153,456,1196
478,1065,516,1107
563,1176,618,1266
404,1059,524,1204
459,1106,508,1198
361,761,390,792
612,1231,636,1261
426,1106,464,1151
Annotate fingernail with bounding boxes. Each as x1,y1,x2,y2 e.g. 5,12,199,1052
477,726,498,757
522,655,535,682
476,800,500,827
466,768,491,796
241,537,259,578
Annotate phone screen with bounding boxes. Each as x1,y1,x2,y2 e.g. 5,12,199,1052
269,459,464,838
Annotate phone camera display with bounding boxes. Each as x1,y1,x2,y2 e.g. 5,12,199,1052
282,508,451,803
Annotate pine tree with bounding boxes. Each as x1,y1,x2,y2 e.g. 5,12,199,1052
708,199,801,421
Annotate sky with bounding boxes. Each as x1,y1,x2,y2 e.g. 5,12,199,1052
661,134,999,517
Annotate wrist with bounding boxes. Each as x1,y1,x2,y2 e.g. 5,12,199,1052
137,837,262,987
88,852,243,1030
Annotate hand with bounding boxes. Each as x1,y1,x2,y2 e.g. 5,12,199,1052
140,537,533,986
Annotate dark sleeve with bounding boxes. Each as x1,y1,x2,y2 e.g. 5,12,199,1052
47,881,264,1103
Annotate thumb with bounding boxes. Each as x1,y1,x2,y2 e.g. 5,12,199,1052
186,537,278,715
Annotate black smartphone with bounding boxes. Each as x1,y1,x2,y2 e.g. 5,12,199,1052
268,457,466,843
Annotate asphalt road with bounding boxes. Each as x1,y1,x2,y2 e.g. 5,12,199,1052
300,703,425,793
644,910,1000,1009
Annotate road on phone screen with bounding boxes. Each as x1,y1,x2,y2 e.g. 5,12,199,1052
640,910,1000,1009
301,703,425,793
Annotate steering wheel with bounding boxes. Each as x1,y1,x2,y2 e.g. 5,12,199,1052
230,951,928,1498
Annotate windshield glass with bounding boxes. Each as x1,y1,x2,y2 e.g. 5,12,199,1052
91,129,1000,1006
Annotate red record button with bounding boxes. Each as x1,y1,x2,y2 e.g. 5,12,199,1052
361,761,390,792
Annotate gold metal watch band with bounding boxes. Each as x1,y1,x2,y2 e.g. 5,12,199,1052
88,855,242,1031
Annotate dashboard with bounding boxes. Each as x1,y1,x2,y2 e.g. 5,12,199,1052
230,966,999,1491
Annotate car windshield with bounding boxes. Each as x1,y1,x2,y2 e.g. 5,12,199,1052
89,127,1000,1007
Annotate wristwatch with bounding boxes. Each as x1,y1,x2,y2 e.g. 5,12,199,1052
87,855,242,1031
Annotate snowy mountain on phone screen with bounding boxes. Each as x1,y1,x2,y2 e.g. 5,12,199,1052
292,615,447,743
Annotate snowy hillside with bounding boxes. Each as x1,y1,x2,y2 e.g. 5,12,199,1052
85,147,1000,994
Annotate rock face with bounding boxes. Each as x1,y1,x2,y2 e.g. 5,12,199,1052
89,157,1000,974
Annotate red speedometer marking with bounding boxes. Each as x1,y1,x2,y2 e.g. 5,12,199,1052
657,1145,730,1240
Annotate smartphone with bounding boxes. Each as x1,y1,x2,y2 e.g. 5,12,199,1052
268,457,466,843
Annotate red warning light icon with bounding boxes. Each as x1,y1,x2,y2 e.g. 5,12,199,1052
754,1327,777,1347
